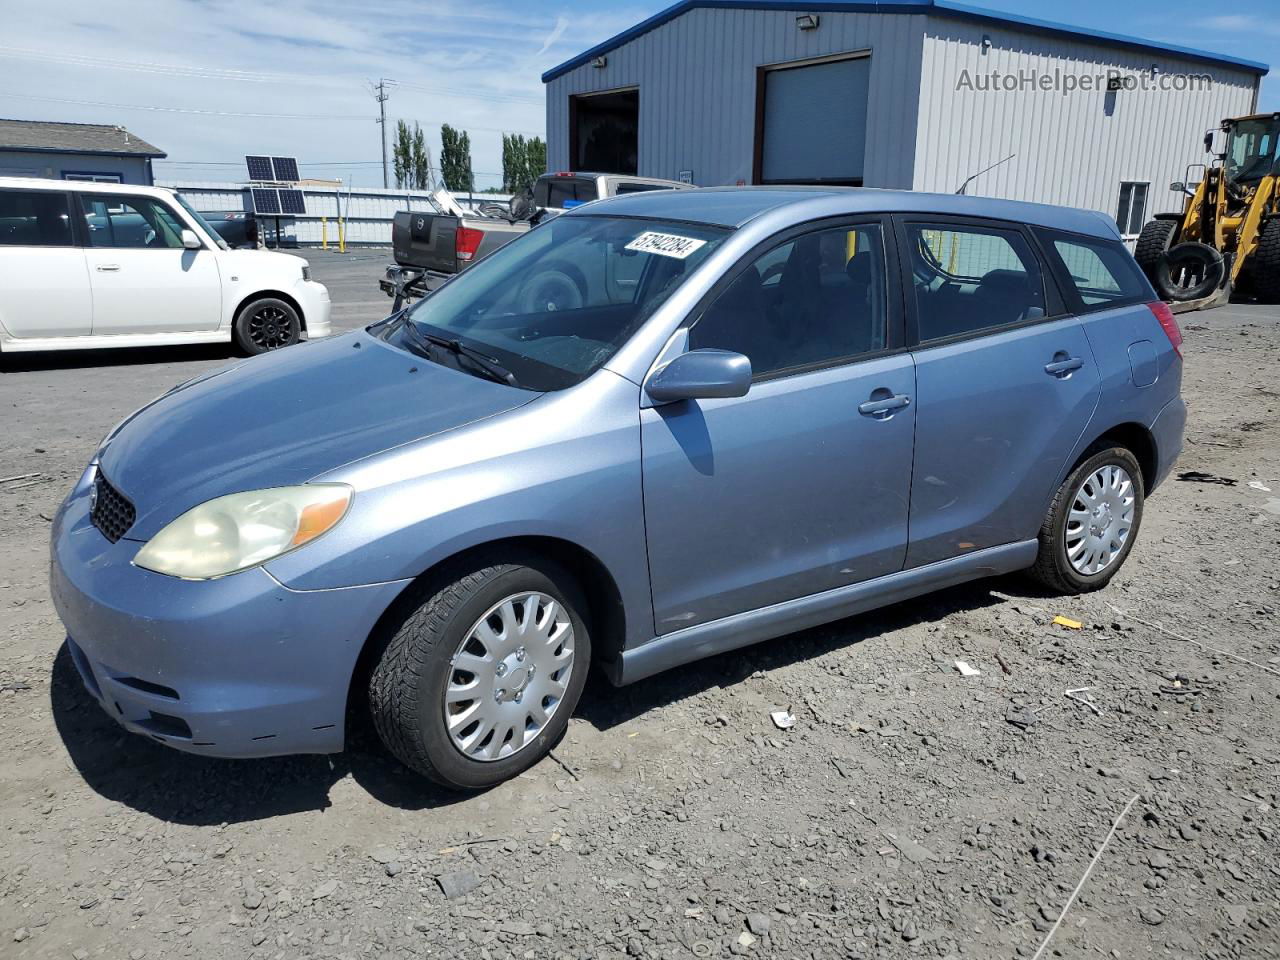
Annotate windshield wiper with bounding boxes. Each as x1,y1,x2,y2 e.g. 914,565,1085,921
401,320,518,387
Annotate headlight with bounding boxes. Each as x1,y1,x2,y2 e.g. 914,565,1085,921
134,484,351,580
301,264,312,282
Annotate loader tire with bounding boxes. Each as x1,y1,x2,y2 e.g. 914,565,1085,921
1134,219,1177,283
1251,219,1280,304
1154,242,1225,302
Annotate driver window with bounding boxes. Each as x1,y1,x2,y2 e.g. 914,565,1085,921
689,223,888,378
78,194,185,249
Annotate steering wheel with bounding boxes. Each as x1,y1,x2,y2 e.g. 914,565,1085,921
518,264,586,313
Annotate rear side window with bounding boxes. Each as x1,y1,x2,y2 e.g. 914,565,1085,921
0,190,73,247
1039,229,1153,310
534,177,599,208
905,223,1046,342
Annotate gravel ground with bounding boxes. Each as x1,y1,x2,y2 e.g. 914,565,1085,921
1,254,1278,960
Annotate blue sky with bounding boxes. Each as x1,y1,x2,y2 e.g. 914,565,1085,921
0,0,1271,190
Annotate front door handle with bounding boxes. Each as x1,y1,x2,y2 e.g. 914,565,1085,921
95,264,121,272
859,393,911,419
1045,354,1083,377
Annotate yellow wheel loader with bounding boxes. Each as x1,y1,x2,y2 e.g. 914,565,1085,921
1135,112,1280,307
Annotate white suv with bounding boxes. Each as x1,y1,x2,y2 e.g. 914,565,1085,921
0,177,331,355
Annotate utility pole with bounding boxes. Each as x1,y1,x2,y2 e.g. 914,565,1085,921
370,78,395,189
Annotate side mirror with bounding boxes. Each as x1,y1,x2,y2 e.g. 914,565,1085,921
1203,130,1214,152
181,229,202,250
645,349,751,404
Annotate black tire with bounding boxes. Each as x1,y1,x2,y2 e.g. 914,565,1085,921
1250,218,1280,304
233,297,301,355
1154,242,1225,302
368,554,591,790
1030,446,1145,595
1134,219,1178,282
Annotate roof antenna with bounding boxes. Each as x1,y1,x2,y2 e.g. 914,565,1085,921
955,153,1015,195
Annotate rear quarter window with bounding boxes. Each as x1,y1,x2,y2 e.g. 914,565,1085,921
0,190,74,247
1037,228,1154,311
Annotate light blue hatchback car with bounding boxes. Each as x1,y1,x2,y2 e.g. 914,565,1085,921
51,188,1185,789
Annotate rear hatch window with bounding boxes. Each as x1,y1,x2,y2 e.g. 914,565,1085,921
535,177,599,209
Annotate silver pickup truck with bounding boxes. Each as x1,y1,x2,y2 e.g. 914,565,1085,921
381,172,693,308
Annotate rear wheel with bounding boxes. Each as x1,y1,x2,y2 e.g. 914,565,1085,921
1154,242,1225,302
368,555,591,790
233,297,300,355
1134,219,1178,283
1030,446,1144,594
1250,218,1280,304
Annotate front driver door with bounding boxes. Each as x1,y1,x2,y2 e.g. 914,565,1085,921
78,193,222,335
641,220,916,634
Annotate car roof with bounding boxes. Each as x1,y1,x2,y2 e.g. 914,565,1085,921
0,175,174,198
574,186,1120,239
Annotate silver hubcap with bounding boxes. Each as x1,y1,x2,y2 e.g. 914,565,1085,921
444,592,575,762
1065,464,1135,576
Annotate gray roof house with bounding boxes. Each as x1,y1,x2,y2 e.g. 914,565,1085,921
0,119,167,185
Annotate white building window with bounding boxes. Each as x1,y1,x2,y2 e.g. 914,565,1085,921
63,172,123,183
1115,181,1149,237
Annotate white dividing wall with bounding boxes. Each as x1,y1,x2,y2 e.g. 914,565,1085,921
159,182,512,246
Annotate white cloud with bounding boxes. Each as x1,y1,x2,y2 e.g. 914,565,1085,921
537,16,571,57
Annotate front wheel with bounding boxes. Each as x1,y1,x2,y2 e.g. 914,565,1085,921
1030,447,1145,594
233,297,301,355
368,556,591,790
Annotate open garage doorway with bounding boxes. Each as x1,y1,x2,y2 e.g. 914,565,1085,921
754,52,870,186
569,88,639,174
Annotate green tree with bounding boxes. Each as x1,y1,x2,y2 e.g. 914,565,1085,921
501,133,547,193
392,119,413,189
525,136,547,185
440,124,474,193
410,124,431,190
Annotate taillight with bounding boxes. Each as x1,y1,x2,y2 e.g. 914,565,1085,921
1148,301,1182,357
455,226,484,262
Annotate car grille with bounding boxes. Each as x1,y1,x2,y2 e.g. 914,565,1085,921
91,471,135,543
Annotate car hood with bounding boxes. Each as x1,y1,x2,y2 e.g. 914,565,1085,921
100,331,538,540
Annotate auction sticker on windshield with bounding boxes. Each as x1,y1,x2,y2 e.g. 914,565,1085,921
625,231,708,259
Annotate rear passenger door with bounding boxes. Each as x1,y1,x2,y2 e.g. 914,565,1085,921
895,217,1100,568
0,188,91,339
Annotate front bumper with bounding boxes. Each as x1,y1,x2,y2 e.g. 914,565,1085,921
296,279,332,339
50,468,406,758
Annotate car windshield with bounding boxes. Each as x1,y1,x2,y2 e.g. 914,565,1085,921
392,215,729,391
1225,118,1280,184
174,193,230,250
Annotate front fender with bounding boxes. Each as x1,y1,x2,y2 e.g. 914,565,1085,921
264,369,653,649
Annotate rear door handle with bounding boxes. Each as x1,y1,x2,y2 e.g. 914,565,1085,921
859,394,911,418
1044,355,1083,377
95,264,121,272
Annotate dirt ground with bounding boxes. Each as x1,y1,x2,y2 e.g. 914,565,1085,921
1,253,1278,960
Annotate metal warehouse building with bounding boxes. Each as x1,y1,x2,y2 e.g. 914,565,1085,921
542,0,1268,237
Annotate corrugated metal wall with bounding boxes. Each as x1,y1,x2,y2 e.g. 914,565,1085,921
913,16,1259,227
546,7,1261,236
545,7,927,189
159,182,511,246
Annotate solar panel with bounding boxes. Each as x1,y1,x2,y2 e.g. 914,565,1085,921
278,189,306,215
271,156,300,182
251,188,281,215
245,155,274,181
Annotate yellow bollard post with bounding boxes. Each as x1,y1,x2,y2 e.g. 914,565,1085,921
321,217,328,250
338,219,346,254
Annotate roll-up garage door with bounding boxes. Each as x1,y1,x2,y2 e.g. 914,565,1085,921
759,55,870,186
